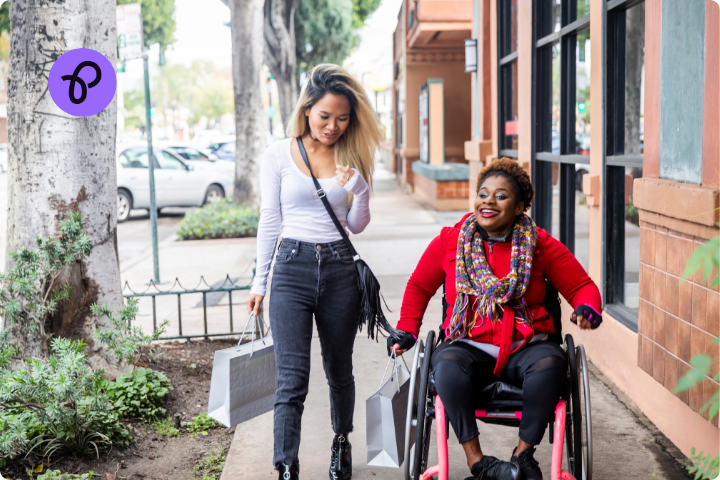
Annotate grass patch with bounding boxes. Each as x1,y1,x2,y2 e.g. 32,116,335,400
155,417,180,438
177,200,259,241
194,446,226,480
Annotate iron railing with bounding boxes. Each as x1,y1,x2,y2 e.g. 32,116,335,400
122,274,254,340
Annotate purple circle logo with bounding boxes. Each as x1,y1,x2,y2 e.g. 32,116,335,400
49,48,117,117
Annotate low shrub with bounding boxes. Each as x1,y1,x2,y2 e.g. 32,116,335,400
106,368,172,420
0,338,129,460
93,299,167,367
176,200,259,241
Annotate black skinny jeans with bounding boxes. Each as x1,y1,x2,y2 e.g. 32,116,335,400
431,340,567,445
269,238,360,469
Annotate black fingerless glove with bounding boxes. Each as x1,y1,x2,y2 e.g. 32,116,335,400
573,304,602,329
386,331,417,356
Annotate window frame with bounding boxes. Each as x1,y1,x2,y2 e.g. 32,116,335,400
603,0,645,331
531,0,591,252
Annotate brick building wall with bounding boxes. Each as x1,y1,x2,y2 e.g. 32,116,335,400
638,217,719,427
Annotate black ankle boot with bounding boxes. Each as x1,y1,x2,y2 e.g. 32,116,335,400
278,463,299,480
328,433,352,480
466,455,520,480
511,447,543,480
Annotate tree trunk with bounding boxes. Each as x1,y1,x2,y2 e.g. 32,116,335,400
5,0,122,362
624,4,644,156
228,0,265,205
264,0,299,127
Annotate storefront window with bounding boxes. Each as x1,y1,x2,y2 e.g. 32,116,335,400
499,0,520,156
500,61,519,151
533,0,590,253
575,30,590,155
604,0,645,327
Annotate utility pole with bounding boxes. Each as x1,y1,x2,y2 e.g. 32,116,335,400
143,48,160,283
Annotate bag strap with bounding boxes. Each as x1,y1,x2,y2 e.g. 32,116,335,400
296,137,359,258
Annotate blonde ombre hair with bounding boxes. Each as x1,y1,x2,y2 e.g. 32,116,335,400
286,64,384,190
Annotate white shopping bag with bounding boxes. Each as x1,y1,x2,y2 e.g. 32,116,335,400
208,314,276,428
366,354,412,468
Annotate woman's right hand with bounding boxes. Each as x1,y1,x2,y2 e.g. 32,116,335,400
246,294,264,316
387,332,417,356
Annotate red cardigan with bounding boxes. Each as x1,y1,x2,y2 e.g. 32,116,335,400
396,214,601,371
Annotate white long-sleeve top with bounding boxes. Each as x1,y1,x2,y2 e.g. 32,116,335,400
250,138,371,296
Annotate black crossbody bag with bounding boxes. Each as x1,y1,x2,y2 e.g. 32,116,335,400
296,137,399,341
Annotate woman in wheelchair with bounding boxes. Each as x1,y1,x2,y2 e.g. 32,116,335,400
388,158,602,480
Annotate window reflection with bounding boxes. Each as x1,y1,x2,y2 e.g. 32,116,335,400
575,30,591,155
577,0,590,19
625,2,645,155
624,166,642,311
538,0,562,37
552,42,561,154
501,61,519,150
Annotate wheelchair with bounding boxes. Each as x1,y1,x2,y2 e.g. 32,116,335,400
402,283,593,480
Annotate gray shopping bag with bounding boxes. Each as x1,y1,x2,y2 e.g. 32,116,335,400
366,355,412,468
208,315,276,428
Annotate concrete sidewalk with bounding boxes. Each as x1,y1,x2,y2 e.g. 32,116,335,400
208,165,691,480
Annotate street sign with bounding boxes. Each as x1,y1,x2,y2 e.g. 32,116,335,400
265,106,276,118
116,4,144,62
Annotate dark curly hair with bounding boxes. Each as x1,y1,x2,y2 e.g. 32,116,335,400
476,157,534,212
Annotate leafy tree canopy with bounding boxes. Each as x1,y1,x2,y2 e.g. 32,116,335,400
0,2,8,35
117,0,177,49
295,0,381,73
295,0,356,73
352,0,381,29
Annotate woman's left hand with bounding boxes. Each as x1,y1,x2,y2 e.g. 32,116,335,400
571,304,602,330
335,165,355,187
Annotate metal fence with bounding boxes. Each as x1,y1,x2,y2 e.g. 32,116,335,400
122,275,253,340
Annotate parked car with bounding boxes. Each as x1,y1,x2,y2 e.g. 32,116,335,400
116,146,234,222
160,143,235,179
207,140,236,161
161,143,219,162
0,143,7,173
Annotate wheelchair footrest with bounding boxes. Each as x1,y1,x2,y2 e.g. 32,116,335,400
475,409,522,419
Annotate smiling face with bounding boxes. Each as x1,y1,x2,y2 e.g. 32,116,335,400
474,174,525,237
304,93,352,146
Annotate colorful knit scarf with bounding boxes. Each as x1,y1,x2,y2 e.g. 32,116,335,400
446,214,538,342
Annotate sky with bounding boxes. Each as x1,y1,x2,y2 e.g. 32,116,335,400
119,0,402,93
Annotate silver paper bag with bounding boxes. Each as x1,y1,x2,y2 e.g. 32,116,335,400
366,358,411,468
208,315,276,428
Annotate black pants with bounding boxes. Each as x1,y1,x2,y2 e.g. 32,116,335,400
269,238,361,469
431,340,566,445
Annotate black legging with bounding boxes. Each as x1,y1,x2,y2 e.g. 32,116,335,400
431,340,566,445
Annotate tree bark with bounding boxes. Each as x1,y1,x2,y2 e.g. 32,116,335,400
264,0,299,127
227,0,265,205
5,0,122,361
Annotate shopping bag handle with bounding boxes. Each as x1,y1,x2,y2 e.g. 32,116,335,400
379,350,410,393
238,313,272,358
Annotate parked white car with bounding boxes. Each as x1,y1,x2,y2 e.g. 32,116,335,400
158,142,235,177
0,143,7,173
116,146,234,222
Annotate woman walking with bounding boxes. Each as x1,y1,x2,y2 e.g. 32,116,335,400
246,64,384,480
